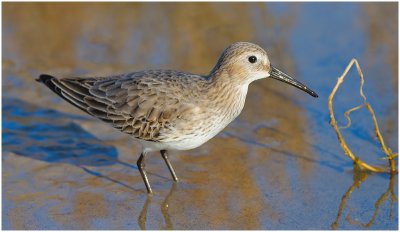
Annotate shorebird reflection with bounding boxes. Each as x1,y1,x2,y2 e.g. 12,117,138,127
138,182,177,229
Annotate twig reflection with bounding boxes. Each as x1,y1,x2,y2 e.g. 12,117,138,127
331,169,368,229
331,170,396,229
345,173,396,228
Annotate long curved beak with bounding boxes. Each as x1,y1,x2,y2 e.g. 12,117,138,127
270,65,318,98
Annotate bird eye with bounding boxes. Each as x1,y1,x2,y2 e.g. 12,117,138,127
248,56,257,63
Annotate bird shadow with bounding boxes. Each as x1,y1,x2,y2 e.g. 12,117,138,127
3,97,118,166
222,118,349,173
2,97,142,191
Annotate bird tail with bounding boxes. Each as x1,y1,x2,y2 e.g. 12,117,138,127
36,74,89,112
36,74,60,95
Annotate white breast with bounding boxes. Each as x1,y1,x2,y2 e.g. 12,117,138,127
139,84,249,152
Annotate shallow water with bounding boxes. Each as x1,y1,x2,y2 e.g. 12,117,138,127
2,2,398,229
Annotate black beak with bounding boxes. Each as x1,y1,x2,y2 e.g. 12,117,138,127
270,65,318,98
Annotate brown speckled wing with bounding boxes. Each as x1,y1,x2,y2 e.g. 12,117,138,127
39,71,208,142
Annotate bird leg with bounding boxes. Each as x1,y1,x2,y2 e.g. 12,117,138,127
160,150,179,181
137,152,153,194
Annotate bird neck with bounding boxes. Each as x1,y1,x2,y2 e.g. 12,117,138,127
207,70,249,119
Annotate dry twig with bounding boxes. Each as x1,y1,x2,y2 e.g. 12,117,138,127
327,58,397,173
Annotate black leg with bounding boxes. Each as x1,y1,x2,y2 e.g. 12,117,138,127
160,150,179,181
137,152,153,194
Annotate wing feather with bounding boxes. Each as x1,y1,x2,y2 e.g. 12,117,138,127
38,71,208,141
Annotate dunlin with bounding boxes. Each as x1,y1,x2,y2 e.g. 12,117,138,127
38,42,318,193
